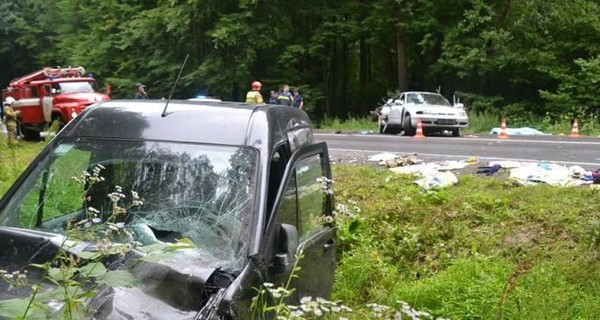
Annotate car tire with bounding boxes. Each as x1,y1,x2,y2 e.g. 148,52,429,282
21,124,41,141
403,115,416,136
451,128,462,137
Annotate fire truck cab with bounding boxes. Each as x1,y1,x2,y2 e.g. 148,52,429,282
1,67,110,140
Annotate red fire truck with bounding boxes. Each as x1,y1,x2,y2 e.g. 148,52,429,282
2,66,111,140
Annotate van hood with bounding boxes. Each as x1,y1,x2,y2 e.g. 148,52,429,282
0,227,232,319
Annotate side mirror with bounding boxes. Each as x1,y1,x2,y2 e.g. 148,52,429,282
454,103,464,109
269,223,299,274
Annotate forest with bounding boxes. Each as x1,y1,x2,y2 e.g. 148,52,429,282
1,0,599,121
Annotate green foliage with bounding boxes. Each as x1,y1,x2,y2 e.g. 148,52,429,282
2,0,598,121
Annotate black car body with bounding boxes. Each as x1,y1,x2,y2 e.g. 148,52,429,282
0,100,336,319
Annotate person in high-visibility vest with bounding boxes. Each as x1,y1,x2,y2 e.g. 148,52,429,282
276,84,293,106
3,97,20,146
245,81,263,104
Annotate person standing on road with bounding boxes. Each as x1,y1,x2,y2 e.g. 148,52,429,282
134,83,148,99
245,81,264,104
293,88,304,110
3,97,20,146
276,84,293,106
268,91,278,104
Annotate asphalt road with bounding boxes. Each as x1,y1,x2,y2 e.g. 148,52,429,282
315,132,600,170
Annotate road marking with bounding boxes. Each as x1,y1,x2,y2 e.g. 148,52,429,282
328,147,600,168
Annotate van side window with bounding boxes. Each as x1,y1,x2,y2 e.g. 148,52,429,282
275,154,328,234
267,147,290,216
295,155,327,237
276,172,297,228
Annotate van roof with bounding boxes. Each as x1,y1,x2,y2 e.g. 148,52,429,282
61,100,312,151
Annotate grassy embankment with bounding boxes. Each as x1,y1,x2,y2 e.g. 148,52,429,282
2,139,600,319
332,165,600,319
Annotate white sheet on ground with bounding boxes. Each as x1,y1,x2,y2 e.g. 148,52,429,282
489,127,550,135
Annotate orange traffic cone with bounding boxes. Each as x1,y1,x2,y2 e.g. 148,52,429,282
497,118,509,139
570,119,580,137
414,118,425,138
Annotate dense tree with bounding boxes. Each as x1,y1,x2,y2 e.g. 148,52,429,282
1,0,599,121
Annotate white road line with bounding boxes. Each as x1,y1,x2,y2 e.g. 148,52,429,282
315,133,600,146
328,147,600,167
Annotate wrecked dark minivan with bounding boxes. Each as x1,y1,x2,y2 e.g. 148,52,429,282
0,100,336,319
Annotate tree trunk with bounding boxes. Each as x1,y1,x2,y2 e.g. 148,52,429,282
395,3,408,92
358,36,369,114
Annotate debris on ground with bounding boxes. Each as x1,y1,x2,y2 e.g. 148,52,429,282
495,161,600,187
364,152,600,189
369,152,475,189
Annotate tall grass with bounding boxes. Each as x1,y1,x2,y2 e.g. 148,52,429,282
318,116,377,132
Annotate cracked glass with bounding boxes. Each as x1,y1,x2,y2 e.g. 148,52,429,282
0,138,257,272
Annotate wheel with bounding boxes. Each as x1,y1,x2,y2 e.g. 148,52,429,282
402,115,416,136
21,124,41,141
451,128,462,137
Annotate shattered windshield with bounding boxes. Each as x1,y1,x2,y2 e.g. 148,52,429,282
407,93,451,106
59,81,95,94
0,138,257,272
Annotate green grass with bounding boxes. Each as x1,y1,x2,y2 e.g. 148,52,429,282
3,141,600,319
317,116,377,132
0,140,48,195
332,165,600,319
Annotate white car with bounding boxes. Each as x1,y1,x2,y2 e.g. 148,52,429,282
378,91,468,136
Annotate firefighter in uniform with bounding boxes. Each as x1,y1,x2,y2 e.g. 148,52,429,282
3,97,20,146
245,81,263,104
276,84,293,106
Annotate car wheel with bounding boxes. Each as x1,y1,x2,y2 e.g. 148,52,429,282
21,124,41,141
403,115,416,136
451,128,462,137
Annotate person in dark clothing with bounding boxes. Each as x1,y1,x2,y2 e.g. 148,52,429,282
135,83,148,99
268,91,278,104
293,88,304,109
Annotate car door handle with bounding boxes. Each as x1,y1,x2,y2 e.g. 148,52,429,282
323,239,335,252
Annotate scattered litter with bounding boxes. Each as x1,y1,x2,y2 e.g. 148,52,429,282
383,155,423,168
388,159,468,189
509,163,572,186
415,171,458,189
488,161,525,169
367,152,399,162
489,127,550,136
465,157,480,165
368,151,599,189
477,164,503,176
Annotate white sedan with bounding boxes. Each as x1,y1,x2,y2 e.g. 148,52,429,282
378,91,469,136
